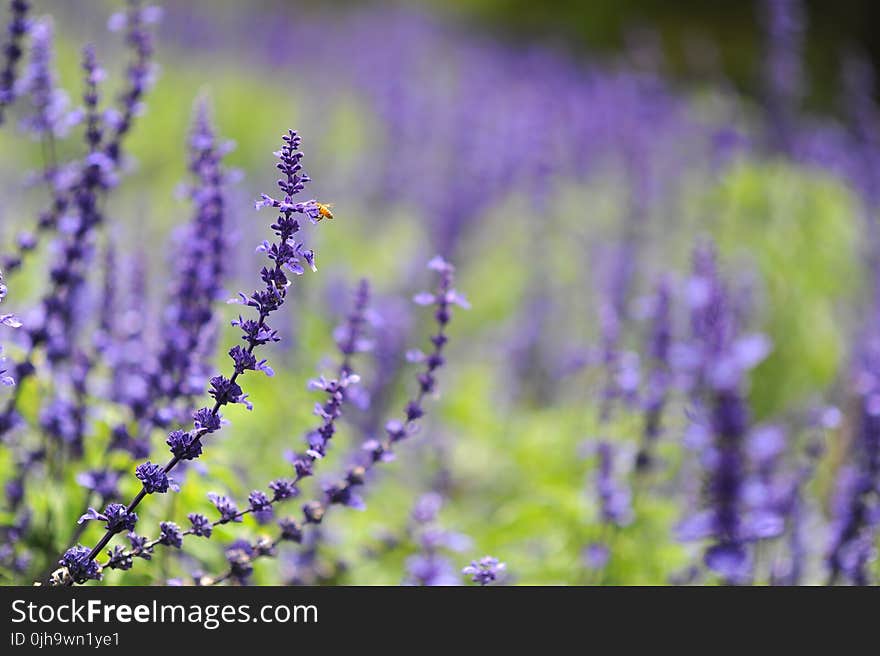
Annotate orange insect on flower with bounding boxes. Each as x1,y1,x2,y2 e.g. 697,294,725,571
315,202,335,221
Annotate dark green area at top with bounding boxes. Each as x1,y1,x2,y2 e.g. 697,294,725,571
426,0,879,111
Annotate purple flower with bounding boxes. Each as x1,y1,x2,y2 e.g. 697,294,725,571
106,131,336,585
323,482,365,510
704,543,751,582
334,279,373,365
106,545,133,571
284,258,465,567
135,461,175,494
760,0,805,154
582,543,610,570
126,532,152,560
158,521,183,548
676,244,775,584
209,375,252,410
0,0,29,123
403,491,472,585
269,478,298,501
384,418,407,442
208,493,241,523
826,344,880,585
78,503,137,534
17,17,78,137
150,98,232,414
192,407,221,433
636,278,672,471
187,513,212,538
0,291,15,383
75,469,121,499
58,545,102,583
166,430,203,460
288,453,315,479
0,21,122,440
228,345,273,376
412,492,444,524
302,501,325,524
104,0,160,161
246,490,269,511
462,556,506,586
278,517,303,543
225,540,256,584
595,441,633,527
80,45,104,150
248,490,272,522
405,554,460,586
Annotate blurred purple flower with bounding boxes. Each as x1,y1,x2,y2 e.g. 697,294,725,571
0,0,29,123
462,556,506,586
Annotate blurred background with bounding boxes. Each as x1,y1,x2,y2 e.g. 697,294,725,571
0,0,878,585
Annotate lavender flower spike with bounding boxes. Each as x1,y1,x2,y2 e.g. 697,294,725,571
17,17,78,138
51,129,324,585
761,0,806,155
105,0,161,162
0,0,30,124
676,244,776,584
595,441,633,527
826,342,880,584
635,278,672,471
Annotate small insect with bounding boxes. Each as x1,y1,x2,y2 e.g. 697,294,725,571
315,202,335,221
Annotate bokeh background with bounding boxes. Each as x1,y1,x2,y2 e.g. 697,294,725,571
1,0,878,585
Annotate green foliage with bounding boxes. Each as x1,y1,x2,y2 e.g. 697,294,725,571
713,162,863,418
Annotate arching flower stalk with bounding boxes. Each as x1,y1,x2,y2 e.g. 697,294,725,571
50,129,324,586
93,280,372,577
0,0,30,124
197,257,467,585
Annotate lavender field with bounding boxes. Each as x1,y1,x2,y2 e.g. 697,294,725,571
0,0,877,586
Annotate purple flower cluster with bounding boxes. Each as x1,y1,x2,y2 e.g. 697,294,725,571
462,556,506,586
52,128,325,584
826,340,880,584
0,267,19,387
761,0,805,154
75,469,121,500
56,545,101,585
595,442,633,527
17,17,77,138
78,503,138,535
635,278,672,471
676,243,777,584
0,9,159,443
91,277,374,578
403,492,470,586
0,2,154,279
104,0,161,162
0,0,30,123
